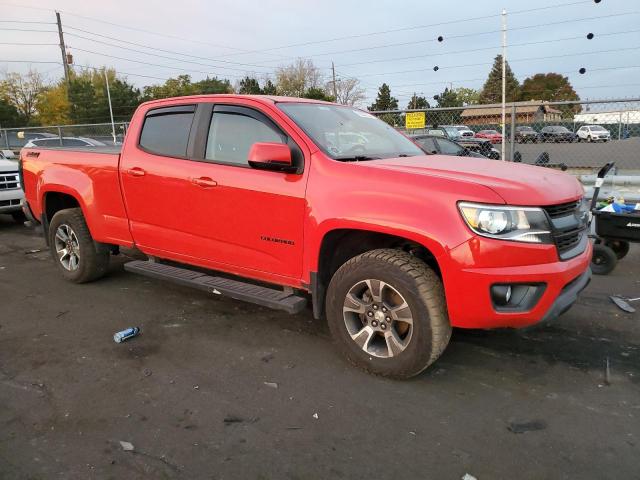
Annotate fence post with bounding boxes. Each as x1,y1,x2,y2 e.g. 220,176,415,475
57,127,63,146
2,128,9,149
509,104,516,161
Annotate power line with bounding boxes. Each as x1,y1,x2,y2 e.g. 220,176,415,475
63,31,274,73
0,20,55,24
0,42,58,46
0,27,57,33
66,46,269,79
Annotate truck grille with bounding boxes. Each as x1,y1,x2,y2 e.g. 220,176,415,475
0,172,20,190
543,201,587,260
544,200,580,218
0,199,20,207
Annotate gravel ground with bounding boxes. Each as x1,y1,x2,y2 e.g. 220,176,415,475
1,216,639,480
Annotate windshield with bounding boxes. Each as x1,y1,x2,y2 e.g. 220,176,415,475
278,103,423,160
590,126,606,131
554,126,570,132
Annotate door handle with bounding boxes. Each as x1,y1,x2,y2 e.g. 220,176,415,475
126,167,146,177
191,177,218,188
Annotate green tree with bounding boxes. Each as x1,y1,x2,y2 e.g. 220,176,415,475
406,94,429,110
142,74,195,100
303,87,334,101
479,55,520,104
432,87,462,124
520,73,581,116
36,82,70,125
0,70,44,125
453,87,480,106
262,79,277,95
368,83,398,111
238,76,262,94
0,96,24,127
192,76,233,94
433,87,462,108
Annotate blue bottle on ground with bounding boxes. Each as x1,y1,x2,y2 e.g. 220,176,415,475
113,327,140,343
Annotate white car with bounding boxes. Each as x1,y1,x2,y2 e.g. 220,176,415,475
24,136,107,148
577,125,611,142
0,151,25,222
452,125,475,138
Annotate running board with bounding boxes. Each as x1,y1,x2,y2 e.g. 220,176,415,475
124,260,307,314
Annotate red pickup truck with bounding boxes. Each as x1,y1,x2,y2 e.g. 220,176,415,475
20,95,592,378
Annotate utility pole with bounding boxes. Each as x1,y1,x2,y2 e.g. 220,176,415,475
500,9,507,162
413,92,417,109
331,61,338,102
104,70,116,144
55,11,70,92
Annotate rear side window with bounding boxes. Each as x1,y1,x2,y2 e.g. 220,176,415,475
415,137,437,153
139,105,195,157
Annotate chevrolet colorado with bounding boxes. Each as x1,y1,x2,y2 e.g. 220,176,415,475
20,95,592,378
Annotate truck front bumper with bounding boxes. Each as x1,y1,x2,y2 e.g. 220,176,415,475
0,189,24,214
444,238,593,329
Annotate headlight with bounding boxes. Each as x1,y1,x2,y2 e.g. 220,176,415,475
458,202,553,243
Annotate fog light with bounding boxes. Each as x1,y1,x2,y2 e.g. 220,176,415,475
491,285,512,306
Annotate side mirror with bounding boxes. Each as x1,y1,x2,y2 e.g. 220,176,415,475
247,142,296,173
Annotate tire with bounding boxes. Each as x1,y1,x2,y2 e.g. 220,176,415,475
605,240,630,260
326,249,451,378
11,211,26,223
587,135,593,143
48,208,110,283
591,244,617,275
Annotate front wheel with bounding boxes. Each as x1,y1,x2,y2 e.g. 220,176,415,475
591,243,617,275
326,249,451,378
48,208,110,283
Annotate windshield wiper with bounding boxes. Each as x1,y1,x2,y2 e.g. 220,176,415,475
335,155,381,162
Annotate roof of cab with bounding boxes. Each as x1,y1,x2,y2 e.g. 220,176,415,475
138,94,334,109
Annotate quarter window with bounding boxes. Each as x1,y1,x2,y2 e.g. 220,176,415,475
139,105,195,157
205,111,284,166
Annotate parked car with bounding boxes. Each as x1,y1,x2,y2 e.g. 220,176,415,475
539,126,577,143
0,152,25,222
576,125,611,142
450,125,475,138
475,130,503,144
21,95,591,378
514,126,539,143
24,137,107,148
411,134,487,158
426,127,500,159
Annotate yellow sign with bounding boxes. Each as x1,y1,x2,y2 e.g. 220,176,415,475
405,112,426,129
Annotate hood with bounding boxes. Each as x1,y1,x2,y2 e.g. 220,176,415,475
0,158,19,172
365,155,583,206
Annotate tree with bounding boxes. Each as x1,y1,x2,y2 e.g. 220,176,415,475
142,74,196,100
368,83,399,125
433,87,462,108
368,83,398,111
479,55,520,104
238,76,262,94
192,76,233,94
262,79,277,95
275,59,321,97
406,94,429,110
332,77,366,106
303,87,334,101
36,82,70,125
0,96,22,127
520,73,581,116
0,70,45,124
453,87,480,106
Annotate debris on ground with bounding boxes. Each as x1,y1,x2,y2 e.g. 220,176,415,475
609,295,639,313
261,352,275,363
24,249,42,254
119,441,134,452
264,381,278,389
462,474,478,480
113,327,140,343
507,420,547,434
312,413,319,419
604,357,611,385
224,415,244,424
143,368,152,377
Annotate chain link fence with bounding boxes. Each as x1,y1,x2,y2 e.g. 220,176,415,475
0,122,129,149
371,98,640,175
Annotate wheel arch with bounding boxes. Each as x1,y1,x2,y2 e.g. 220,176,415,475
41,188,88,245
311,227,445,319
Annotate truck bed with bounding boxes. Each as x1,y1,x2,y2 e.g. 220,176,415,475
24,145,122,155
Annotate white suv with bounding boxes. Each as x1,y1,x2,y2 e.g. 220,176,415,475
0,150,25,222
577,125,611,142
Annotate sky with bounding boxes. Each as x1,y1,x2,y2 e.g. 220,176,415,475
1,0,639,108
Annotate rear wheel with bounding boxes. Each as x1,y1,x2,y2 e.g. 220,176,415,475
326,249,451,378
591,243,617,275
48,208,110,283
605,240,630,260
587,135,593,142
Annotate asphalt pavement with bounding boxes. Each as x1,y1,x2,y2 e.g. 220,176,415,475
1,216,638,479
